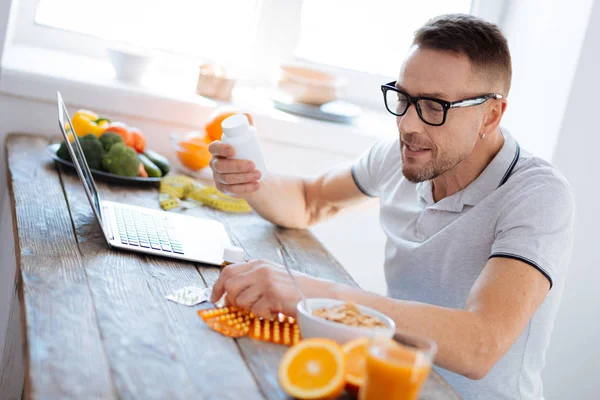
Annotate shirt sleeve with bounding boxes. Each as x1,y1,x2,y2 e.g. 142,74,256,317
351,138,399,198
490,174,575,289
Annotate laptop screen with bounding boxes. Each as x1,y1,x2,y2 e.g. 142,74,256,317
56,92,104,229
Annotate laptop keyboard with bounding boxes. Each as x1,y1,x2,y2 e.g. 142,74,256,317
114,207,185,254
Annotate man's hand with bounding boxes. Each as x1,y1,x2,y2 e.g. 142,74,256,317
209,141,261,196
210,259,334,318
209,139,368,229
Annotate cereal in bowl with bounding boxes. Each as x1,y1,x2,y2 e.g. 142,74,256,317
312,302,386,328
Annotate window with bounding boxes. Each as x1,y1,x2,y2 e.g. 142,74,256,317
11,0,498,107
34,0,259,64
296,0,472,77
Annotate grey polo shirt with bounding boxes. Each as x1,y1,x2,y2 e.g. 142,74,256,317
351,129,575,400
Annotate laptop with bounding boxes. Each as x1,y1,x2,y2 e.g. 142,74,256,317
56,91,231,265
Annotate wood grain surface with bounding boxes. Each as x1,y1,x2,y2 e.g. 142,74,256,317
6,134,116,399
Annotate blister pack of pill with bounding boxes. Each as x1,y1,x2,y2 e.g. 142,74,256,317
198,306,301,346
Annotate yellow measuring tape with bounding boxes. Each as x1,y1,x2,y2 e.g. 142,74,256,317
159,175,252,213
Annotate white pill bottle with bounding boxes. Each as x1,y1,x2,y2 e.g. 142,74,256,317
220,114,268,181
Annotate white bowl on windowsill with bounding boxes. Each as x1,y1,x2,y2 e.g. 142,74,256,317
106,46,153,84
297,298,396,344
277,65,348,106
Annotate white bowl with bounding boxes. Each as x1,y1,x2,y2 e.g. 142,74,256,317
107,46,153,84
277,65,347,106
297,298,396,344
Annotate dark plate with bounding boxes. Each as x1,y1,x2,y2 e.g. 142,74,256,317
272,94,361,124
47,143,163,186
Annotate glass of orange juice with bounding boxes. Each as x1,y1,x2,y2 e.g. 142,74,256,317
359,331,437,400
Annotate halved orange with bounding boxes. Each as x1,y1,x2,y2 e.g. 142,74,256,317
176,138,212,171
342,337,369,393
279,338,346,400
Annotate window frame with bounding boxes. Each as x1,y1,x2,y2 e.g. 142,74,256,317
9,0,508,109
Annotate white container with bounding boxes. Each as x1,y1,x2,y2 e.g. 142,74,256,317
297,298,396,344
220,114,268,180
106,46,153,84
222,246,244,264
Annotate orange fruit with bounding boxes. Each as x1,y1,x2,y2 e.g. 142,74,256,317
185,134,210,145
129,127,146,153
342,337,369,393
205,107,254,142
176,138,212,171
279,338,346,400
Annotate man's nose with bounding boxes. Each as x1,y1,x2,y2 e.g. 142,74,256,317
397,103,421,132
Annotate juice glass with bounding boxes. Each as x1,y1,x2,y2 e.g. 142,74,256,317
359,331,437,400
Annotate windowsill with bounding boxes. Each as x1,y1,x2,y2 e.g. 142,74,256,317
0,44,397,155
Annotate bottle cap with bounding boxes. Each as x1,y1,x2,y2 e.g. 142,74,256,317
223,245,245,264
221,114,250,138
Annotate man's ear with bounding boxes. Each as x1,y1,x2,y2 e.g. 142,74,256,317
482,99,507,133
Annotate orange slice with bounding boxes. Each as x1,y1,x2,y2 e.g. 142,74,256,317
279,338,346,400
176,139,211,171
342,337,369,393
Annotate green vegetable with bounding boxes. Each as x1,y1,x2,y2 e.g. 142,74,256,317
95,117,111,125
78,135,105,170
99,131,124,152
57,141,72,161
102,143,140,177
143,149,170,175
58,134,104,170
138,154,162,178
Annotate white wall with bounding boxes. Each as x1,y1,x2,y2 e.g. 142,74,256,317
543,0,600,398
500,0,594,160
0,0,16,69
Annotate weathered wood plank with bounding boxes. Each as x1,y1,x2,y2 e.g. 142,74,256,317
0,282,24,400
6,134,116,399
57,166,264,400
0,189,23,400
56,168,199,399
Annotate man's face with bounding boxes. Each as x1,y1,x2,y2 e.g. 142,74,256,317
396,46,488,183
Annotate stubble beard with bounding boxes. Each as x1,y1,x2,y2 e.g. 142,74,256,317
401,145,468,183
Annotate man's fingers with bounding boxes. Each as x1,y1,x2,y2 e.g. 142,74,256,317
212,158,255,174
250,297,277,320
215,182,261,196
210,262,256,302
233,284,263,311
208,141,235,158
217,170,261,185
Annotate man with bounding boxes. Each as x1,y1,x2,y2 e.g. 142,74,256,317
208,14,574,400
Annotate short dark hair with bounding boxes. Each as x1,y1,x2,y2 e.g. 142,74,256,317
413,14,512,96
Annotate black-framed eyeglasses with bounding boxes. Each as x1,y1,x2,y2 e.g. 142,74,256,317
381,81,503,126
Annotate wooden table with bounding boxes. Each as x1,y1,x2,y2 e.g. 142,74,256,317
3,133,459,399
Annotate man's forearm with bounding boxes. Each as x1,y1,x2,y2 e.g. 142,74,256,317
327,284,501,379
246,166,368,229
246,174,310,229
